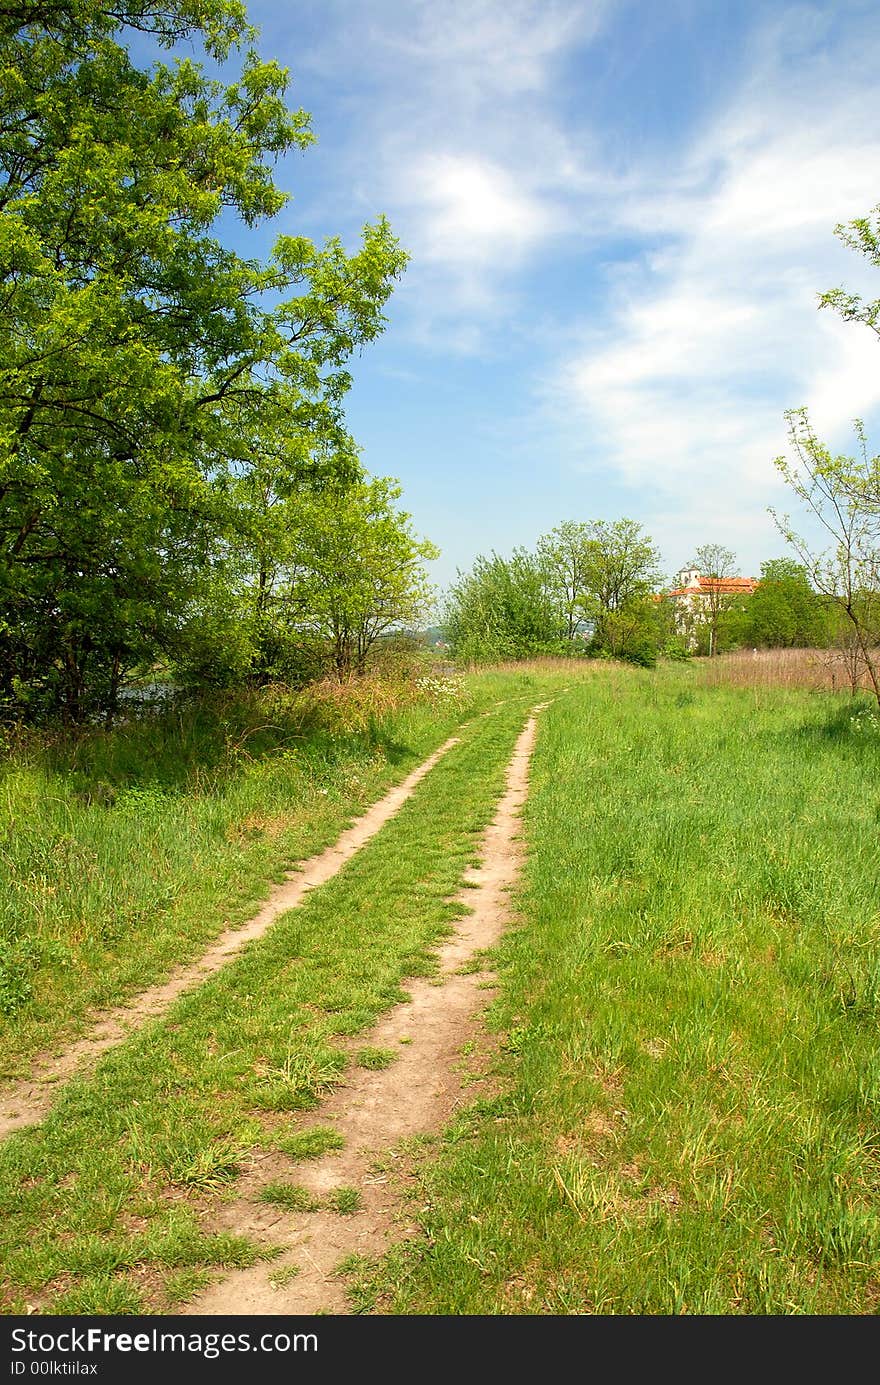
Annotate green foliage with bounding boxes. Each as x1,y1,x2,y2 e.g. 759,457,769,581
0,1,407,721
744,560,830,648
536,518,662,656
575,519,663,650
773,411,880,705
772,206,880,704
819,203,880,338
173,469,438,689
535,521,594,640
443,550,566,662
592,595,666,667
445,520,664,666
280,477,438,680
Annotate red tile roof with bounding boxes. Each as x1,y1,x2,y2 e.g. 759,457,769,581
667,576,758,598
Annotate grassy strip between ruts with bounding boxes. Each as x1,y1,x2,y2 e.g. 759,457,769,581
0,673,568,1314
0,673,503,1076
346,665,880,1315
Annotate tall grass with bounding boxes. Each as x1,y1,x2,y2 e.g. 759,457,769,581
698,646,880,693
351,667,880,1314
0,672,475,1074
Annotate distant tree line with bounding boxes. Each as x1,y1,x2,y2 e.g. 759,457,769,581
444,520,665,665
442,525,847,668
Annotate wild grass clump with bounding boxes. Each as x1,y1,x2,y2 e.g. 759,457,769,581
259,1183,318,1212
326,1187,361,1215
356,1047,396,1070
272,1127,345,1161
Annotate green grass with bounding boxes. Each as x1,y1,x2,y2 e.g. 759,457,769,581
350,668,880,1315
0,677,491,1075
326,1187,361,1215
356,1047,396,1070
259,1183,319,1212
274,1126,345,1161
0,669,573,1313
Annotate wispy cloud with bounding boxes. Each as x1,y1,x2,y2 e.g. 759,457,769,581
551,6,880,564
370,0,601,97
293,0,607,342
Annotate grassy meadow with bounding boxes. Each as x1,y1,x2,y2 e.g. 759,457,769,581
3,658,880,1315
348,665,880,1315
0,671,500,1075
0,669,571,1313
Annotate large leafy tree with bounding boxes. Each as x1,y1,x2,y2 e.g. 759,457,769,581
576,518,662,651
0,0,407,719
536,521,593,640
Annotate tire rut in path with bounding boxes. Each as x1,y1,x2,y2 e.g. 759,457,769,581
0,735,462,1141
184,704,548,1317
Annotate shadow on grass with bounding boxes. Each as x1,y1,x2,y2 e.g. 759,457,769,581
788,695,879,746
21,689,418,799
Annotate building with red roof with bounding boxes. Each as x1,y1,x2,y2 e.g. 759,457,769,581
664,568,759,647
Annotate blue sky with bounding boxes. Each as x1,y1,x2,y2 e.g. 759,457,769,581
223,0,880,593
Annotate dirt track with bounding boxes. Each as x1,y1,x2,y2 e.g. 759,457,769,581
0,735,461,1140
184,707,545,1316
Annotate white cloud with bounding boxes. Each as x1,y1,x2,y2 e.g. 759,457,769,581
372,0,602,97
402,153,557,268
552,9,880,568
293,0,606,342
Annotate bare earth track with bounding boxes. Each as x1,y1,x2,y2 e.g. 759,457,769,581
185,707,546,1316
0,735,461,1140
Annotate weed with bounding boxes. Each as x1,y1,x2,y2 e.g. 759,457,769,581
332,1252,370,1277
51,1275,145,1316
163,1269,212,1307
355,1048,396,1070
160,1138,247,1192
326,1187,361,1215
259,1183,319,1213
254,1046,346,1112
273,1127,345,1161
